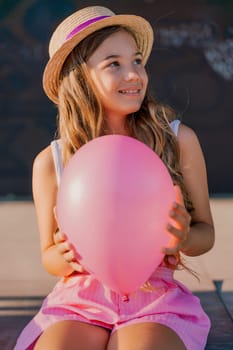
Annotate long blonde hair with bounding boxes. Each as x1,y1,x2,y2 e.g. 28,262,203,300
57,25,194,274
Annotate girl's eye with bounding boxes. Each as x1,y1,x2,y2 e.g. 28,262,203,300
109,61,120,68
134,58,142,65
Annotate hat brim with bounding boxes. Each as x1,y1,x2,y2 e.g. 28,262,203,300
43,15,154,103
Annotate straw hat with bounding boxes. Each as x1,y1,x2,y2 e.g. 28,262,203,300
42,6,154,103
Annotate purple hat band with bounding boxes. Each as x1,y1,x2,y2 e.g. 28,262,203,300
65,15,110,41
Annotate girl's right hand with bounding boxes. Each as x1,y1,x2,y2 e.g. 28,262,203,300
53,229,86,273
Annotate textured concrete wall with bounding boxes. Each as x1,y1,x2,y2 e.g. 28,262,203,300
0,0,232,196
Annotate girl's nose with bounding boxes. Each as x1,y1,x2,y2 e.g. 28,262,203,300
123,67,140,82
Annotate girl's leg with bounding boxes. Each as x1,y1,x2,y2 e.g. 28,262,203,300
34,320,110,350
107,322,186,350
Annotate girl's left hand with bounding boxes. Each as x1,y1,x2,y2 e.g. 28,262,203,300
53,229,86,273
162,190,192,256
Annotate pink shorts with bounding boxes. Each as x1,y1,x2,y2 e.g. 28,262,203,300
14,266,210,350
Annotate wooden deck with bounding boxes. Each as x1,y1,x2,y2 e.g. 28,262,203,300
198,287,233,349
0,199,232,349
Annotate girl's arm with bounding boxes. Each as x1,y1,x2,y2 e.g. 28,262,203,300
32,146,76,276
165,123,215,257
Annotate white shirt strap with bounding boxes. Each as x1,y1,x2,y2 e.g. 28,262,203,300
170,119,181,137
51,140,63,185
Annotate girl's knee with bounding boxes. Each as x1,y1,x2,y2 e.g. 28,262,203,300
34,320,109,350
107,322,186,350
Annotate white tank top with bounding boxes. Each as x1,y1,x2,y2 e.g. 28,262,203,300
51,119,181,185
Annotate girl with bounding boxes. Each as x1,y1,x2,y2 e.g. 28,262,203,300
14,6,215,350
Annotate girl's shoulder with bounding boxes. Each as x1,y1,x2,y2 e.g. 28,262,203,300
170,120,202,158
170,119,198,141
32,144,56,180
175,123,204,165
32,145,58,211
176,123,199,144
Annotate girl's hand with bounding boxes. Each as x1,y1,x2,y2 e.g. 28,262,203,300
53,229,85,273
162,186,191,256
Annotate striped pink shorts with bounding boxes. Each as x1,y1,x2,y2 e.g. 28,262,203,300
14,266,210,350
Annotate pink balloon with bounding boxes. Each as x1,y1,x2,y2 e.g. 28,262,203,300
56,135,175,295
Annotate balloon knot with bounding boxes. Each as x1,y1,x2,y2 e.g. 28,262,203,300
121,294,129,302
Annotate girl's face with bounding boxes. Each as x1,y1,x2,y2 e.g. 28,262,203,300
87,30,148,127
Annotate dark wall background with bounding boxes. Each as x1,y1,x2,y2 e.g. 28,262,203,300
0,0,233,197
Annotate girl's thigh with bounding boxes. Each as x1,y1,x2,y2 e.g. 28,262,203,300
34,320,110,350
107,322,187,350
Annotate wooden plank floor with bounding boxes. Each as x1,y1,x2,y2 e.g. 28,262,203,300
197,291,233,349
